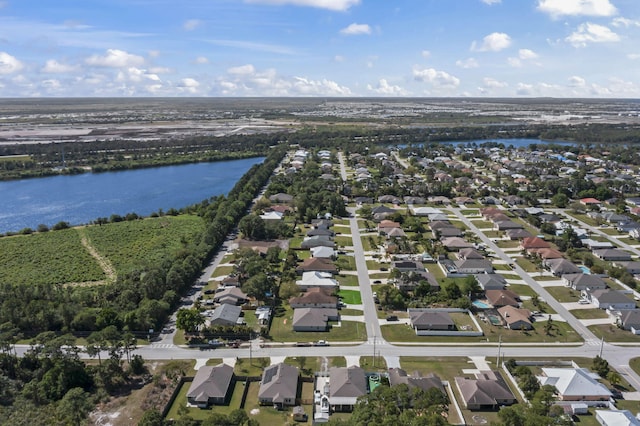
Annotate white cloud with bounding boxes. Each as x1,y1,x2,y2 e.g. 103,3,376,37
292,77,352,95
195,56,209,64
183,19,202,31
537,0,617,18
612,17,640,28
421,50,431,59
566,22,620,47
228,64,256,75
179,77,200,94
519,48,538,60
116,67,160,83
628,53,640,60
516,83,534,96
456,58,479,68
507,57,522,67
481,0,501,4
244,0,360,11
367,78,408,95
0,52,23,74
85,49,145,68
41,59,77,73
340,23,371,35
471,32,512,52
413,66,460,88
334,55,345,62
148,66,171,74
483,77,508,88
569,75,586,87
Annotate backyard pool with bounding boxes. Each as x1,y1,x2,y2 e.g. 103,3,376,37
472,300,491,309
578,265,591,274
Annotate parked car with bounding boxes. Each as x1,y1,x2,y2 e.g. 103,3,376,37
314,340,329,346
386,315,398,321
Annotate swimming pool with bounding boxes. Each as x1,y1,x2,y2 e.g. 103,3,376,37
472,300,491,309
579,265,591,274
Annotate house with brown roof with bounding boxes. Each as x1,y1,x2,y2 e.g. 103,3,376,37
258,363,299,407
485,289,520,308
497,306,532,330
296,257,337,275
328,366,367,412
187,363,235,408
213,287,248,306
531,248,564,260
520,237,550,250
457,248,485,260
289,287,338,309
454,370,517,410
441,237,474,250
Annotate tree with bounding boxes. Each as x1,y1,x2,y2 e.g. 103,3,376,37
56,387,93,426
176,308,205,333
139,409,165,426
608,371,621,388
238,214,266,240
592,355,610,377
551,193,568,208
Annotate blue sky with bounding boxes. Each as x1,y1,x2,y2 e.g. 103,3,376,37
0,0,639,97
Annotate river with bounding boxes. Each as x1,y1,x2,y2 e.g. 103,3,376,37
0,157,264,234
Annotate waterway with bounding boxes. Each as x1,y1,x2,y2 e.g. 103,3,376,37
0,157,264,234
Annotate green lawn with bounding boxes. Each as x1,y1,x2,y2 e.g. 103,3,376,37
212,265,234,278
570,309,609,320
338,289,362,304
268,304,366,342
505,284,537,297
588,324,640,343
165,380,246,422
283,356,346,374
337,274,359,287
544,286,581,303
630,357,640,376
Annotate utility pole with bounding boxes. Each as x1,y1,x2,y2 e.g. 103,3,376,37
496,335,502,367
373,334,376,368
599,336,604,358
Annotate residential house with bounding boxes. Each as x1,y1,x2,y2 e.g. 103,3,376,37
296,271,338,292
454,259,494,274
486,289,520,308
537,368,612,401
395,271,439,292
613,261,640,275
409,310,455,333
410,206,444,216
615,310,640,334
562,273,608,291
595,409,640,426
307,228,335,238
392,260,425,273
387,368,446,394
593,249,632,262
583,289,636,310
545,258,581,276
533,248,564,261
260,211,284,222
310,246,337,259
292,307,339,331
475,274,507,291
300,235,336,249
520,237,550,251
505,229,533,240
289,287,338,309
441,237,474,250
258,363,299,407
494,220,524,231
497,306,533,330
296,257,337,275
269,193,294,204
187,363,235,408
436,227,463,238
209,304,243,327
329,366,367,412
213,287,248,306
454,371,517,410
457,248,485,260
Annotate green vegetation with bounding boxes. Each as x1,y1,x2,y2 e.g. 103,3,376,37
338,289,362,304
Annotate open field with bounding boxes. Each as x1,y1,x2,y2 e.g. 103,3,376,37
0,228,105,286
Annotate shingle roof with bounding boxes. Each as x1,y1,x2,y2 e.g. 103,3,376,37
187,363,234,403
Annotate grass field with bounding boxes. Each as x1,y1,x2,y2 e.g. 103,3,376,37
84,215,204,274
338,289,362,304
268,304,367,342
0,228,105,286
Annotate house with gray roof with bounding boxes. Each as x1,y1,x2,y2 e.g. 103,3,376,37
209,304,243,327
595,409,640,426
615,310,640,334
258,363,299,407
292,308,339,332
388,368,445,394
213,287,248,306
454,259,494,274
583,289,636,310
329,366,367,412
475,274,506,291
562,273,607,291
409,310,455,333
545,258,581,276
454,370,516,410
187,363,235,408
593,248,632,262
